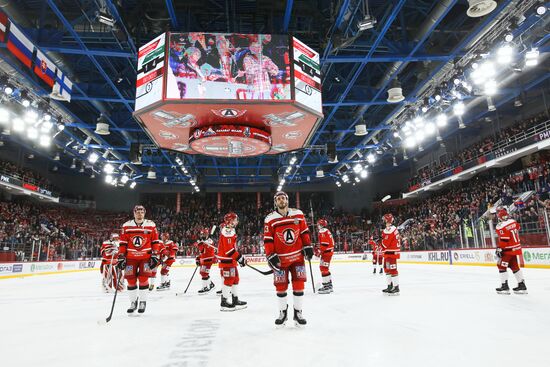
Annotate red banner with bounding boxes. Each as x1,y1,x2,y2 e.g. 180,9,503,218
256,192,261,210
296,192,300,209
217,192,222,212
176,193,181,214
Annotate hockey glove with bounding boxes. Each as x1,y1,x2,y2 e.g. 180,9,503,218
302,245,314,261
237,254,247,267
314,246,321,258
117,254,127,270
495,248,503,258
149,255,160,269
195,257,200,266
267,254,281,271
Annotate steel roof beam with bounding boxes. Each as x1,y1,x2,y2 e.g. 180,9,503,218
165,0,179,29
39,45,134,58
283,0,293,32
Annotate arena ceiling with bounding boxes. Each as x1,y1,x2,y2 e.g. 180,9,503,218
0,0,548,190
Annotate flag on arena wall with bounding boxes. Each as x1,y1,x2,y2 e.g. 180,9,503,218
176,193,181,214
296,192,300,209
0,10,9,43
33,49,56,87
217,192,221,212
6,23,34,68
256,192,261,210
51,68,73,102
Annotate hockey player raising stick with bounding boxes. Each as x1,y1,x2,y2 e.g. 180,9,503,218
100,233,123,292
368,235,383,274
264,191,313,327
494,207,528,294
157,233,179,291
315,218,335,294
117,205,161,314
195,227,217,294
216,212,247,311
381,213,400,295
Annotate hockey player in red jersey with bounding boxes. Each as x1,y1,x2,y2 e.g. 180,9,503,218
316,218,335,294
264,191,313,327
157,233,179,291
216,212,247,311
369,235,383,274
149,237,166,291
381,213,400,295
117,205,161,314
100,233,123,292
195,227,217,294
494,207,527,294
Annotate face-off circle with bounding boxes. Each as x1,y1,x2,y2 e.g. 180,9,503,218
189,125,272,157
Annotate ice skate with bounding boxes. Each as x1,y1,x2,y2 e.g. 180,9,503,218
220,296,235,311
275,306,288,328
138,301,146,313
513,281,528,294
293,309,307,327
232,295,247,310
496,281,510,295
127,300,138,314
388,285,400,296
318,282,333,294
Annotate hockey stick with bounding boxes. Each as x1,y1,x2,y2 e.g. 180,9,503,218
307,258,315,293
309,199,317,294
98,267,122,325
176,266,198,296
246,263,273,275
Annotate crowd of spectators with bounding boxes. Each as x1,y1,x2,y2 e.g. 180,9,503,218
377,153,550,250
409,112,549,187
0,160,60,195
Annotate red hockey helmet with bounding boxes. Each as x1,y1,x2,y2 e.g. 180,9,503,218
383,213,394,224
199,227,209,238
496,207,509,221
317,218,328,228
224,212,239,226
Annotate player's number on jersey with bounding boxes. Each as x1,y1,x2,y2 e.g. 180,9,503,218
510,229,519,243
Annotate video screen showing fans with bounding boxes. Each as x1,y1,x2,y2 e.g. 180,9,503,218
166,32,291,101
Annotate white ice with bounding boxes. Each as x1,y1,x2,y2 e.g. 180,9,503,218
1,262,550,367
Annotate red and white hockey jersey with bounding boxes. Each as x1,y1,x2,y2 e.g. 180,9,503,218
101,240,118,264
381,225,400,259
318,228,334,254
195,238,216,263
216,226,240,268
163,240,179,260
496,219,522,255
118,219,161,260
263,208,311,267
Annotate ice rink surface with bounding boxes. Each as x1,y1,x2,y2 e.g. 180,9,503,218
1,262,550,367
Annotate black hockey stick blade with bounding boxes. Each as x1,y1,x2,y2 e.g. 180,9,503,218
246,263,274,275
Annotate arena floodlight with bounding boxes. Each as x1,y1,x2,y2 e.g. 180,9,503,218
39,135,50,147
367,153,375,163
4,86,13,95
103,163,114,174
360,169,368,179
13,118,24,132
453,101,465,116
129,181,136,189
436,114,447,127
88,152,99,164
425,122,436,136
353,163,362,173
484,80,497,96
525,48,539,67
497,44,514,64
27,127,38,140
405,136,416,149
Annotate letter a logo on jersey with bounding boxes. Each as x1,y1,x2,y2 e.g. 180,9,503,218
132,236,144,248
277,228,297,246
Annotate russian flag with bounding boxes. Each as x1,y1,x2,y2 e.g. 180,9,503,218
34,49,56,87
52,69,73,102
7,24,34,68
0,10,8,43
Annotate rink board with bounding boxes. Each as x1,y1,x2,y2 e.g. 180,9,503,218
2,247,550,279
